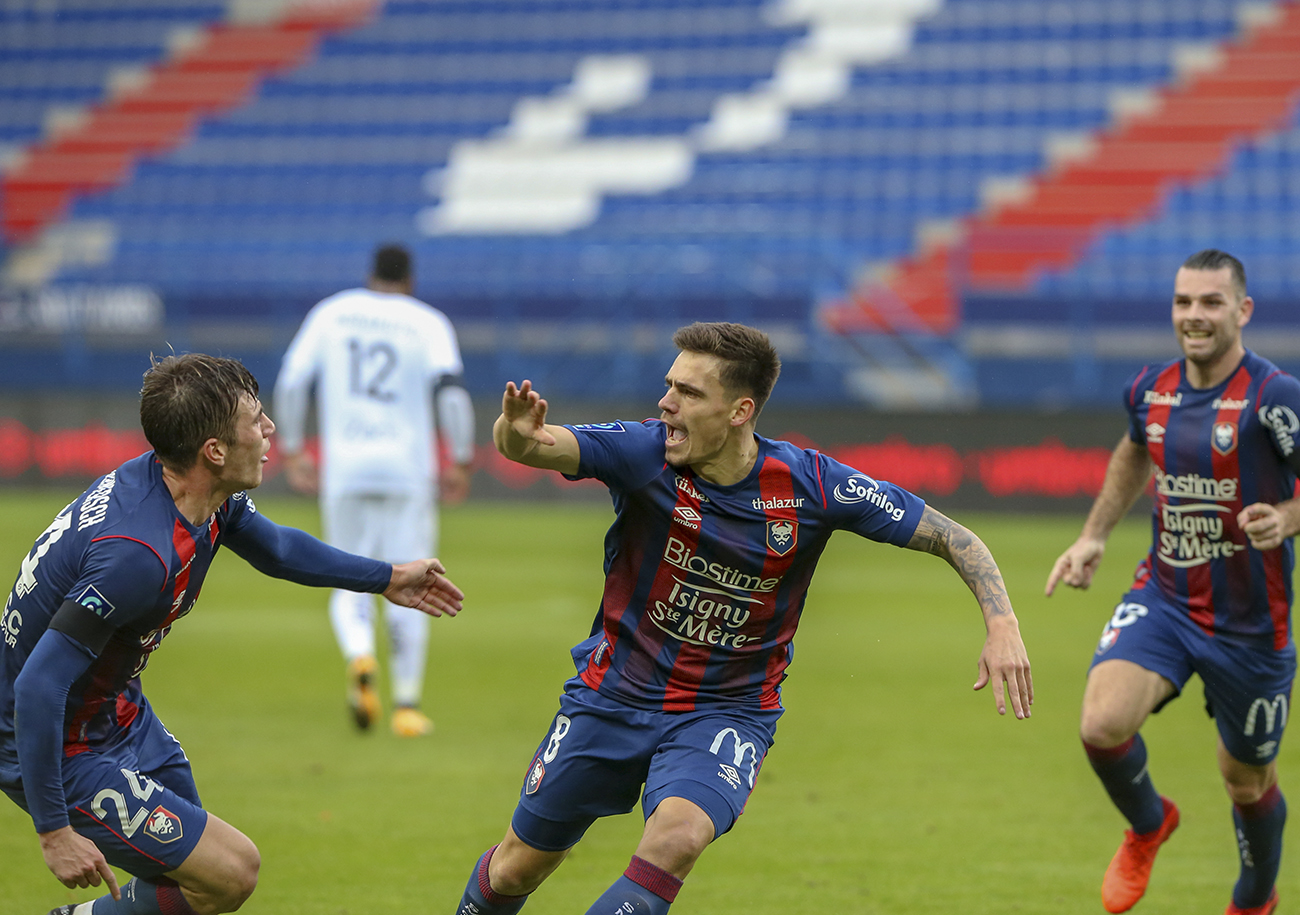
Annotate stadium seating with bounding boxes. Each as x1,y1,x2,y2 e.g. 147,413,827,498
2,0,1299,405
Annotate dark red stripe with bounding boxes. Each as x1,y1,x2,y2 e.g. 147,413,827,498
659,474,707,711
63,653,121,757
756,457,802,710
580,530,644,694
1145,363,1181,604
626,855,683,902
1254,371,1293,649
813,451,827,509
1262,545,1290,650
164,519,196,627
1193,366,1253,636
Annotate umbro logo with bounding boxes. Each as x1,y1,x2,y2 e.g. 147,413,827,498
673,506,701,530
1145,422,1165,443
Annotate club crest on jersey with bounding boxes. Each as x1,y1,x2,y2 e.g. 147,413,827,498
766,520,797,556
1212,422,1238,456
144,806,183,843
525,757,545,795
1096,627,1120,656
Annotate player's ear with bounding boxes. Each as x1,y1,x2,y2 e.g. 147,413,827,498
200,436,228,468
1239,295,1254,328
730,396,756,427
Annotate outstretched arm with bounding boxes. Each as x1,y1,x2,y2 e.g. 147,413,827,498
226,513,462,616
493,380,581,475
1045,435,1153,595
385,558,465,618
906,505,1033,719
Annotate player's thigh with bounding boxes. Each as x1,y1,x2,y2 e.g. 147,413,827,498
374,492,433,563
642,709,778,841
165,811,259,903
1082,661,1178,744
511,688,657,852
63,752,209,879
1197,638,1294,769
322,493,380,555
1082,590,1190,744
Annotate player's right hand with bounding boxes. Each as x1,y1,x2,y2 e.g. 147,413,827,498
1044,538,1106,596
501,380,556,446
39,825,120,899
387,558,465,618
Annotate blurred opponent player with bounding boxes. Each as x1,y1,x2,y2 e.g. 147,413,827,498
1047,250,1295,915
453,321,1033,915
0,353,464,915
274,244,474,737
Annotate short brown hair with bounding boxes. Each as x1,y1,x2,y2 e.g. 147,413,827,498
672,322,781,414
1182,248,1247,298
140,353,260,469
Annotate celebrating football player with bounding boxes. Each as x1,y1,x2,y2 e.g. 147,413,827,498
1047,250,1296,915
454,321,1032,915
0,354,464,915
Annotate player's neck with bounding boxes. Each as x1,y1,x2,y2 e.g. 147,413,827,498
692,431,759,487
368,279,411,295
1184,342,1246,390
161,464,234,526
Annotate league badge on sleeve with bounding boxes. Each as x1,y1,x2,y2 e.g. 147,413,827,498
76,584,115,619
766,520,797,556
1212,422,1238,456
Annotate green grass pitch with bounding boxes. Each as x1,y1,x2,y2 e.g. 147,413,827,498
0,490,1295,914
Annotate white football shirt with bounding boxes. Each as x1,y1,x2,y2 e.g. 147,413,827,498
274,288,464,498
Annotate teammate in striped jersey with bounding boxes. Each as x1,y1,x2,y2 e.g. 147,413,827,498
0,354,464,915
1047,250,1296,915
455,322,1032,915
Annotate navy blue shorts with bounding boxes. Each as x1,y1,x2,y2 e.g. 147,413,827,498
1090,584,1295,766
3,708,208,878
510,680,781,852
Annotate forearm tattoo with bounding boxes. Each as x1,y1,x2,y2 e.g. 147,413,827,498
908,507,1013,618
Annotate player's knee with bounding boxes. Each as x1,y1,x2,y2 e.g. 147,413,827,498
1222,771,1275,806
1079,706,1135,748
490,840,564,896
218,837,261,911
640,810,713,874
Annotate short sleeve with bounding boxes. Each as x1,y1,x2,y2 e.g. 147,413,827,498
1257,371,1300,464
563,420,668,492
424,310,464,378
64,536,168,631
819,454,925,546
1124,366,1149,445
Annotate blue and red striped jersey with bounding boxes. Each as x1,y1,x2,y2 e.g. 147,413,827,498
0,452,391,782
563,420,925,712
1125,349,1300,650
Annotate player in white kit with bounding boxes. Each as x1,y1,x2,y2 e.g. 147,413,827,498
274,245,475,737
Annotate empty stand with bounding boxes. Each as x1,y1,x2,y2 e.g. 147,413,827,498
6,0,1300,406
